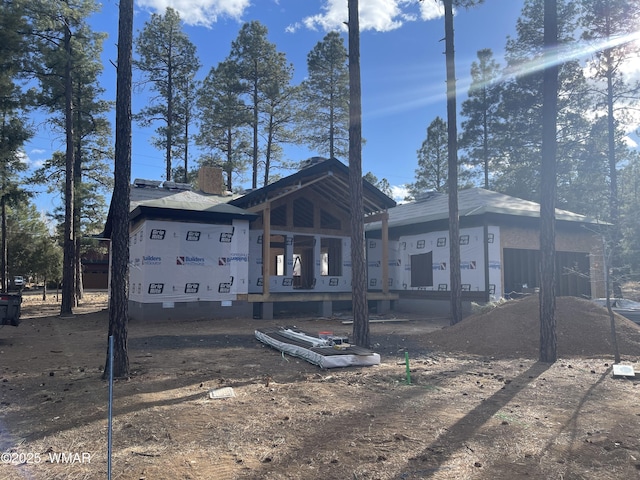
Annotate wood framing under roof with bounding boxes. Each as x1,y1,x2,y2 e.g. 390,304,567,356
230,157,397,304
229,157,396,216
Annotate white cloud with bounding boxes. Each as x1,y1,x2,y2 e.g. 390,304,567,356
20,149,46,170
285,21,302,34
623,135,638,149
17,150,29,166
137,0,250,28
417,0,444,21
390,184,409,203
302,0,443,33
136,1,445,34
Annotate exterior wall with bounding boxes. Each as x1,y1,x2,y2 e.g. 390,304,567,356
128,299,252,321
128,218,251,318
369,226,502,299
82,262,109,289
366,238,399,291
248,230,353,294
500,225,605,298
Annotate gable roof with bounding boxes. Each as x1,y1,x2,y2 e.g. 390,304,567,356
229,157,396,215
129,189,255,223
100,186,255,239
367,188,606,231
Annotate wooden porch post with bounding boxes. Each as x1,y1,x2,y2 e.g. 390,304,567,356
382,213,389,294
262,204,271,296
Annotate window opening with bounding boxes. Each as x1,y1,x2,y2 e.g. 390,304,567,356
269,234,287,276
293,235,315,289
321,238,342,276
411,252,433,287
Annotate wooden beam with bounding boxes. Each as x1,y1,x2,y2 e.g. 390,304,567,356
364,211,388,224
246,173,332,212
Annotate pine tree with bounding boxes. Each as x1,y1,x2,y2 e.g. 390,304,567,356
495,0,592,203
134,7,200,181
172,70,200,184
27,0,103,314
459,49,502,189
5,202,61,292
196,59,251,192
261,52,298,186
443,0,485,325
409,117,448,197
229,21,291,188
105,0,134,379
580,0,640,272
301,31,350,160
619,153,640,273
0,0,32,292
539,0,559,364
30,17,112,300
364,172,392,197
348,0,369,347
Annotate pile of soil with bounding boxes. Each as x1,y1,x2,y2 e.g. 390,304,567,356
426,295,640,358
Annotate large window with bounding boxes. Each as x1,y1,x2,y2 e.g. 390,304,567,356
321,238,342,276
411,252,433,287
293,235,315,289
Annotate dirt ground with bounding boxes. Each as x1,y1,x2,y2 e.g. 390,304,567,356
1,289,640,480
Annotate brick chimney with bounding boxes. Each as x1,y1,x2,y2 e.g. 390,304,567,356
198,166,226,195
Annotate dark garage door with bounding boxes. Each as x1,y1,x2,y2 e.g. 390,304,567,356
503,248,591,298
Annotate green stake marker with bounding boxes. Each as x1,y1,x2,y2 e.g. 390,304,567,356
405,351,411,385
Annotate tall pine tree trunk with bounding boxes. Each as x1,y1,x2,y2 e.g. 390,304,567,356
444,0,462,325
61,25,75,316
104,0,133,379
252,65,259,189
166,65,173,182
183,103,189,183
539,0,558,364
1,186,6,293
348,0,369,347
605,44,620,293
74,93,83,302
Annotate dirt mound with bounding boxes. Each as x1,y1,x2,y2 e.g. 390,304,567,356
427,295,640,358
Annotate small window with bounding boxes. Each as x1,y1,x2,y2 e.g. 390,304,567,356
410,252,433,287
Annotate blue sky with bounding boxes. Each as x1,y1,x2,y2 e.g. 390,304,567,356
24,0,527,213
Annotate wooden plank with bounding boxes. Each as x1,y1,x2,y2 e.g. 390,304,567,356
341,318,411,325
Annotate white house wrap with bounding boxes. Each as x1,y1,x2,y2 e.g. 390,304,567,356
129,220,250,303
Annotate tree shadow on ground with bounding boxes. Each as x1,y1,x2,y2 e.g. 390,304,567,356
398,361,552,479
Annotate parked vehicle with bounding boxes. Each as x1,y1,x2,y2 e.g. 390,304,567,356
591,298,640,325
